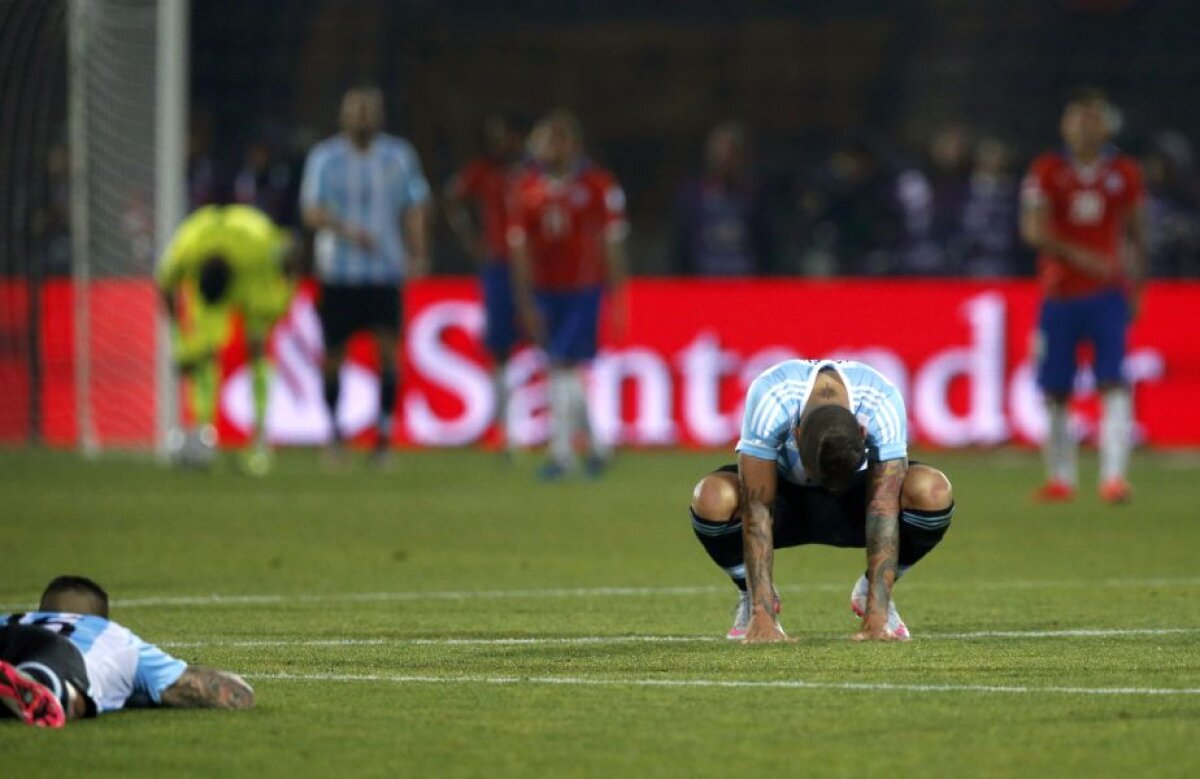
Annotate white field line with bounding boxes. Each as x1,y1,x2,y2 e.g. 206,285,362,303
245,671,1200,697
4,576,1200,613
158,626,1200,650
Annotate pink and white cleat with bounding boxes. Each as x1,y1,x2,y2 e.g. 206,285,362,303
0,661,66,728
726,586,782,640
850,575,911,641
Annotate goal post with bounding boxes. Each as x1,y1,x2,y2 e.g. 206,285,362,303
68,0,188,456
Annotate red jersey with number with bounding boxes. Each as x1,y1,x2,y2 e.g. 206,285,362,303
1021,150,1144,298
506,163,627,291
447,156,517,261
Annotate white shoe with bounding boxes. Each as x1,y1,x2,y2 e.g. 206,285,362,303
726,586,781,640
850,574,910,640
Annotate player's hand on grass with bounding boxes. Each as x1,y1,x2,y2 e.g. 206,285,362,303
742,608,793,644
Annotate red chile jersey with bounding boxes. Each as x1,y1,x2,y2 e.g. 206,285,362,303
1021,149,1145,298
447,156,519,262
506,162,628,291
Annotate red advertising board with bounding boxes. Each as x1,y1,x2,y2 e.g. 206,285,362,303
3,278,1198,449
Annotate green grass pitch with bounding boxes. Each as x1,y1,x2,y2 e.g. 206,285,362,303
1,447,1198,777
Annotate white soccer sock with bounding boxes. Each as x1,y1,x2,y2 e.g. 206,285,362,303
568,369,609,460
1043,401,1076,486
493,365,513,450
1100,388,1132,483
548,367,576,467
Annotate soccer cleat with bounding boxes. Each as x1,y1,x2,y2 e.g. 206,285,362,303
726,586,782,640
583,454,610,479
240,444,274,477
850,574,911,640
536,460,571,482
1099,478,1133,504
1032,480,1075,503
0,661,66,728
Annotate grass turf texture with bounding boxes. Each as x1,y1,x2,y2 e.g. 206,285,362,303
1,447,1198,778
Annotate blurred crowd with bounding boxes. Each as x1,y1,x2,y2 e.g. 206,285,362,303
29,116,1200,279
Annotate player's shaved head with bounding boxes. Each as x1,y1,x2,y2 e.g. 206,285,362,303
796,405,866,493
341,85,384,145
41,575,110,618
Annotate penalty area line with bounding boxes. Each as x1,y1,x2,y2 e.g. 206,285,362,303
159,626,1200,649
4,576,1200,612
245,671,1200,697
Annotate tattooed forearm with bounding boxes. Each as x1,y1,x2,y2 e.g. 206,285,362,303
160,666,255,710
864,458,906,623
743,503,775,613
740,480,776,614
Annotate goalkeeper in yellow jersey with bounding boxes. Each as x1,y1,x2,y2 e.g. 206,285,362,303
158,205,297,474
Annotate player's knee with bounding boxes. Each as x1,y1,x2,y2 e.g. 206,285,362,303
903,466,953,512
690,472,740,522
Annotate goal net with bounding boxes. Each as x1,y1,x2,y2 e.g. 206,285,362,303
68,0,187,454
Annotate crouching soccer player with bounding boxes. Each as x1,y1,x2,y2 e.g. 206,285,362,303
158,204,297,474
688,359,955,642
1,576,254,727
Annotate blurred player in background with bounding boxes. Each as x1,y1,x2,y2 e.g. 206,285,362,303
445,115,527,455
687,359,955,642
1,575,253,727
158,204,297,474
508,110,629,480
1020,88,1148,504
301,85,432,466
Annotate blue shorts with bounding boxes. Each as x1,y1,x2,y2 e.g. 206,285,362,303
480,262,517,358
535,287,603,364
1036,289,1130,395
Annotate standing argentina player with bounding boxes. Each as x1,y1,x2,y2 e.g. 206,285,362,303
687,359,955,642
1,576,253,727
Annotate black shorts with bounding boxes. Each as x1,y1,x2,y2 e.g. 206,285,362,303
0,624,94,716
318,283,402,349
715,463,871,549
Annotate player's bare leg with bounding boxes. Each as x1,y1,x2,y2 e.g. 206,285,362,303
689,471,780,639
1035,393,1076,501
850,464,954,640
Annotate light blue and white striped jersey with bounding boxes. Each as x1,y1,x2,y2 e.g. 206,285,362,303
300,133,431,285
736,359,908,484
3,612,187,713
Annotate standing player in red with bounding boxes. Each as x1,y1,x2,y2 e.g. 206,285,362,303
508,110,629,480
445,115,527,454
1020,88,1148,503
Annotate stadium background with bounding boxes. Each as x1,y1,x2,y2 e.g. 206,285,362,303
2,0,1200,449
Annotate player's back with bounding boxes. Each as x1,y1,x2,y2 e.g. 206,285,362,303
739,359,908,483
162,205,281,278
2,611,186,713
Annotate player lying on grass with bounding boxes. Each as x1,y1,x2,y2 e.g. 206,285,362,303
158,204,298,474
0,576,254,728
688,359,955,642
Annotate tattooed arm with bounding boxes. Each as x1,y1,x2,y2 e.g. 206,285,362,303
738,454,790,643
159,666,255,710
854,457,907,641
